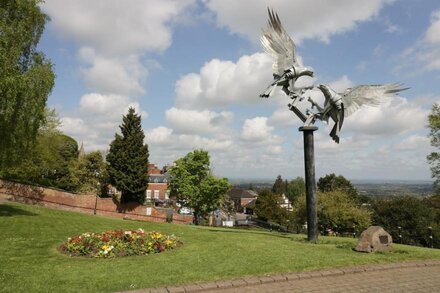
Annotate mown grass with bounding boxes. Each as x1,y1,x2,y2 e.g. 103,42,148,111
1,202,439,293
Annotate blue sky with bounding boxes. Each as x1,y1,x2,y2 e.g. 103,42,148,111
39,0,440,181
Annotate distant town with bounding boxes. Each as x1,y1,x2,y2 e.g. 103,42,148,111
230,178,435,197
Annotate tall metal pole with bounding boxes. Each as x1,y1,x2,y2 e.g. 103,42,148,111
299,126,318,243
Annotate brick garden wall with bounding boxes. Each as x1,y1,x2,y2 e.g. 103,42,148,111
0,179,192,224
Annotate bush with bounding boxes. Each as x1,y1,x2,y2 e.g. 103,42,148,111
254,189,291,225
371,196,436,247
294,190,371,234
59,228,181,258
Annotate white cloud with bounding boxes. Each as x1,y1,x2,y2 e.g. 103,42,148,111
241,117,284,148
60,93,147,150
397,9,440,73
147,127,174,145
165,107,233,134
79,93,140,117
42,0,195,150
394,135,430,151
79,48,147,96
147,127,233,152
204,0,394,43
329,75,354,91
175,53,274,109
344,96,427,137
241,117,273,141
42,0,195,56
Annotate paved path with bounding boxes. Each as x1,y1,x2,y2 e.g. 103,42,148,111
123,260,440,293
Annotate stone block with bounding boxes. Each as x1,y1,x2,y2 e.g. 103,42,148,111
354,226,393,253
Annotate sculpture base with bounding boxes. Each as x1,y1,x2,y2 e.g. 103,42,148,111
299,126,318,132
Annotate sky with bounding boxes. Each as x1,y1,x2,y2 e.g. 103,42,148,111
38,0,440,181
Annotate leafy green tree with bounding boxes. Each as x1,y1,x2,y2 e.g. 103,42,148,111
0,0,55,168
272,175,286,194
2,108,78,190
254,189,289,225
371,196,436,247
285,177,305,202
106,107,149,204
295,190,371,234
428,103,440,195
69,151,106,194
317,173,359,200
169,150,230,225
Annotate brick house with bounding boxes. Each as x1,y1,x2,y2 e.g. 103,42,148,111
146,164,171,206
228,188,258,212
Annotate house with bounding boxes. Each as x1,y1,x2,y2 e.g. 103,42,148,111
279,193,293,211
228,188,258,212
146,164,171,206
242,198,256,215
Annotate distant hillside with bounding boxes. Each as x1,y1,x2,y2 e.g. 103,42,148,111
230,178,435,197
352,180,434,197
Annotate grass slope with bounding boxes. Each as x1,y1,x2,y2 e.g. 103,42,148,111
1,202,439,293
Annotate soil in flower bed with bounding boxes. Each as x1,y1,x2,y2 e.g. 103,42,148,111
59,228,182,258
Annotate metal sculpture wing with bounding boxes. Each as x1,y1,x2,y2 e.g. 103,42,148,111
342,83,408,117
314,83,408,143
260,9,300,76
260,9,313,98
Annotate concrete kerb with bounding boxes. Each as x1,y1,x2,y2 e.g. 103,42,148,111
121,260,440,293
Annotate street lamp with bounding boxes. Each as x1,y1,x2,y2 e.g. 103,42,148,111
93,170,100,215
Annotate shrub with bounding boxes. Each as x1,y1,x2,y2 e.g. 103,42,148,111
294,190,372,234
59,228,181,258
371,196,436,247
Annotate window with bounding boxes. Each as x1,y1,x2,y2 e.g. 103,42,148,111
154,177,159,183
146,190,151,199
154,190,159,199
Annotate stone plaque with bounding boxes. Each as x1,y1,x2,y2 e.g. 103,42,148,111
379,235,389,244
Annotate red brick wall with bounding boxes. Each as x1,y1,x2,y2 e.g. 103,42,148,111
0,179,192,224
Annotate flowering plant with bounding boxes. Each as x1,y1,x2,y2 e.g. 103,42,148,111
59,228,181,258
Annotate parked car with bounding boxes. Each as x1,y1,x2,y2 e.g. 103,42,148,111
179,207,192,215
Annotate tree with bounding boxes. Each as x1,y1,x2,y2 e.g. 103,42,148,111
0,0,55,168
317,173,359,200
254,189,288,225
272,175,286,194
68,151,107,194
428,103,440,195
371,196,436,247
285,177,305,202
1,109,78,190
106,107,149,204
169,150,230,225
295,190,371,234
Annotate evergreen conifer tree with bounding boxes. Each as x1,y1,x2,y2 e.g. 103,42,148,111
106,107,149,204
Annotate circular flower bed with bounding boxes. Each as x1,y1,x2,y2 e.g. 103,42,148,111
59,228,181,258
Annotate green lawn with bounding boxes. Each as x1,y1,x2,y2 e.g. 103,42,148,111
1,202,439,293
